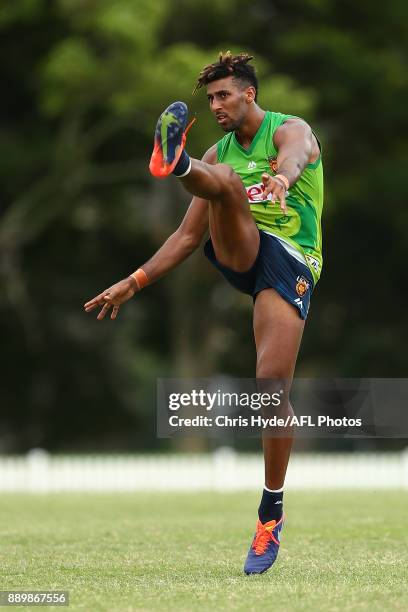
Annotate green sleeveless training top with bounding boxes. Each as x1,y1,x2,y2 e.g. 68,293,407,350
216,111,324,283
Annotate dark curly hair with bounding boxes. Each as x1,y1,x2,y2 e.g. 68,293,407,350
194,51,258,102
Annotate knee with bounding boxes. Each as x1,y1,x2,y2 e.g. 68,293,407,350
217,163,236,180
215,164,244,195
256,356,290,382
256,358,293,415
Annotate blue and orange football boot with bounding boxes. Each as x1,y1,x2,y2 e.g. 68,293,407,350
149,101,196,178
244,514,285,574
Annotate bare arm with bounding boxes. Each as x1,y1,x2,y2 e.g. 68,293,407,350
273,119,318,184
261,119,319,212
142,196,208,283
84,146,217,320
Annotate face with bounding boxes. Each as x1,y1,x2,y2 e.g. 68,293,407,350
206,76,255,132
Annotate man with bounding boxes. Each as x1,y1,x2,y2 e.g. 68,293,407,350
84,52,323,574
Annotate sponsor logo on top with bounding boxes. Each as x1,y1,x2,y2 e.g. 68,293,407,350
246,182,289,203
247,161,257,170
305,255,320,273
246,182,270,202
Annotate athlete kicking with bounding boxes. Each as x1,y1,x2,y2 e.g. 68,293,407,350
84,52,323,574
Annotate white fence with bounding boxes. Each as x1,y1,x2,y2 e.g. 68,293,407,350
0,450,407,492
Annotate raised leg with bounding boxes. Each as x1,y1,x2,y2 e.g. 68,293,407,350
180,159,259,273
149,102,259,272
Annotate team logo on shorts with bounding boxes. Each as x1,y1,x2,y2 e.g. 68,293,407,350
295,276,310,297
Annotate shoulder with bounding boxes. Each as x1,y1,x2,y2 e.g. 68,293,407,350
273,117,313,148
275,117,312,138
273,116,321,161
202,144,218,164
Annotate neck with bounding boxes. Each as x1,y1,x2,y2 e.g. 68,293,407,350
234,104,266,149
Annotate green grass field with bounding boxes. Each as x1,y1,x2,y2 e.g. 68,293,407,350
0,491,406,611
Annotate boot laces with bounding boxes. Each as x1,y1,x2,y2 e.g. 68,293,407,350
252,521,276,555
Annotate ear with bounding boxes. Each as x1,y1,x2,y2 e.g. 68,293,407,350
246,86,256,104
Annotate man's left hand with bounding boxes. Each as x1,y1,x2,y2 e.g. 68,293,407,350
261,173,287,213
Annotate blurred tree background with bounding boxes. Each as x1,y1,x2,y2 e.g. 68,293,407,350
0,0,407,452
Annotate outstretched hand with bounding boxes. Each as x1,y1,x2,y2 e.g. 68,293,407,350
84,276,138,320
261,173,288,213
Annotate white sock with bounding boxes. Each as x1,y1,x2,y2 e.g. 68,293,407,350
264,485,284,493
174,158,192,178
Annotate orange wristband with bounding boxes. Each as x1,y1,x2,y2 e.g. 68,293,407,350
131,268,149,290
274,174,290,190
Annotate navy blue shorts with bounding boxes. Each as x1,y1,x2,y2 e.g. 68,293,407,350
204,230,314,319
